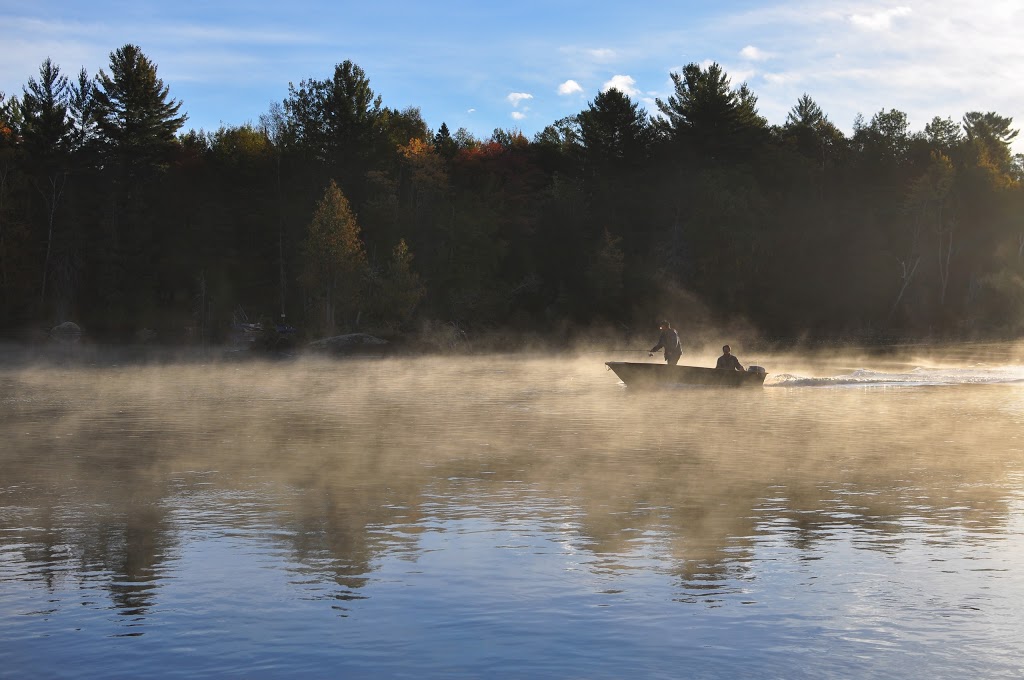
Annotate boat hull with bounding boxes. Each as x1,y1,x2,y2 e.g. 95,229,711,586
605,361,766,388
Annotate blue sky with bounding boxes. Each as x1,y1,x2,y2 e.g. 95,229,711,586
2,1,1022,151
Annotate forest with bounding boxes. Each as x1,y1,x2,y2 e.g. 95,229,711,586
1,44,1023,347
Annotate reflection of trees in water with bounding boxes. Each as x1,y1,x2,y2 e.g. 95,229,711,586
1,357,1021,616
280,484,400,608
102,502,170,617
1,465,175,620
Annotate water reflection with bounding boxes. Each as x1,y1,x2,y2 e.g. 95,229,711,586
2,349,1023,676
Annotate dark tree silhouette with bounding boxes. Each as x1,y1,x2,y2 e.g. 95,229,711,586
93,44,186,170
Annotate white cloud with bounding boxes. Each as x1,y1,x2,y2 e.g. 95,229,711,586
762,72,799,86
601,74,640,96
507,92,533,107
729,69,756,85
511,111,526,121
559,46,617,61
558,79,583,95
740,45,770,61
849,7,912,31
467,108,476,114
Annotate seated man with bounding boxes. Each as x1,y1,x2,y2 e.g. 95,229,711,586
715,344,744,371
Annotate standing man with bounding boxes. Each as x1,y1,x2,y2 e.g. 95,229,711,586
716,345,744,371
649,320,682,366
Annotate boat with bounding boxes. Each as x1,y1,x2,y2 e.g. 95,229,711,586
606,361,767,388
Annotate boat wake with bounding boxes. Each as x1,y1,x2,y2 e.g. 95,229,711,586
768,365,1024,388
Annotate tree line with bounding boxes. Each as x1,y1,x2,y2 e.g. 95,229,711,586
1,45,1022,344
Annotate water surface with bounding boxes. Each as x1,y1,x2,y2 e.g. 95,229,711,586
2,348,1023,678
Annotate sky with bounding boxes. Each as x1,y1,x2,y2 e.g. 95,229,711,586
2,1,1023,151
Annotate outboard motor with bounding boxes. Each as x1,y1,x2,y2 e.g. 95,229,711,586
747,365,766,377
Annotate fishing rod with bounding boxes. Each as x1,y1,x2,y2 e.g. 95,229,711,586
579,350,651,354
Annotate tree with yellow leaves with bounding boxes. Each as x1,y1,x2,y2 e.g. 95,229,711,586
302,180,367,334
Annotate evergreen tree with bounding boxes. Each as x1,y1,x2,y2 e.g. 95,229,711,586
88,45,186,330
93,44,186,170
655,62,767,160
68,68,99,154
283,60,384,204
20,58,75,312
433,122,458,160
781,94,846,164
785,94,826,128
962,111,1018,174
963,111,1018,147
20,58,72,161
576,88,655,259
302,180,367,333
578,88,652,172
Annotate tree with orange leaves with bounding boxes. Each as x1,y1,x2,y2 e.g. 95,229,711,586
301,179,367,334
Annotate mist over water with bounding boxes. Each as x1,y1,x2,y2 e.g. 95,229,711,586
2,345,1024,678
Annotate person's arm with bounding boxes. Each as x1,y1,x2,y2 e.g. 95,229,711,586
650,333,665,352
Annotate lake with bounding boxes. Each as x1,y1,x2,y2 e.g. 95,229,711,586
2,345,1024,678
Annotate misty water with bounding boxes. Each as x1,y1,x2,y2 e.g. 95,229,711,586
2,345,1024,679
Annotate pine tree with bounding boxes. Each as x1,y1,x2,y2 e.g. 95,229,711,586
20,58,72,161
93,44,186,171
20,59,74,312
578,88,652,171
655,62,767,160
